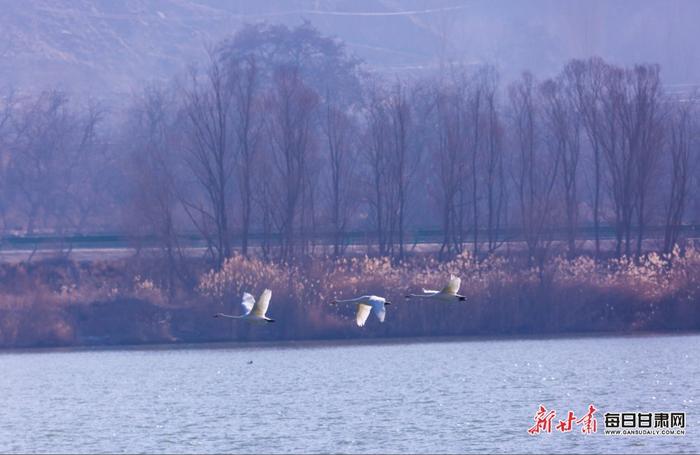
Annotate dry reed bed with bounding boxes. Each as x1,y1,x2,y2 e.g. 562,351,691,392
1,247,699,346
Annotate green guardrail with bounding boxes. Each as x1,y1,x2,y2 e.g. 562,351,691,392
1,225,699,251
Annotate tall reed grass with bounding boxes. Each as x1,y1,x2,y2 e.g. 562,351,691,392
1,246,699,347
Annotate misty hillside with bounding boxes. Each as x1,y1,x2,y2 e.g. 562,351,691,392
1,0,699,97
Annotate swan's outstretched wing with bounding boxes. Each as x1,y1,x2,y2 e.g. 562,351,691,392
372,301,386,323
422,288,439,295
441,275,461,295
334,296,369,304
367,296,387,323
252,289,272,317
240,292,255,315
355,303,372,327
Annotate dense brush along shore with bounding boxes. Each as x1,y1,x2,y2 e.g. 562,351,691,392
1,248,699,348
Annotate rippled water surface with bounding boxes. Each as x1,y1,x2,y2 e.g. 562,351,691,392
1,334,698,453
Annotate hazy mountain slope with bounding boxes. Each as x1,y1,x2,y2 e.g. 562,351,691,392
0,0,698,97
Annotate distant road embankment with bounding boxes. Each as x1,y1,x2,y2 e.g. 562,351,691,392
1,225,699,262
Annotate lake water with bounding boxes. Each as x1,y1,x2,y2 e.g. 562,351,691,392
0,334,698,454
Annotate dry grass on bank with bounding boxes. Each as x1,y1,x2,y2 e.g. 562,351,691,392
1,247,699,347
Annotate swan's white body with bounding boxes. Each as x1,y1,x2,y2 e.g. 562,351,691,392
214,289,275,323
332,295,390,327
406,275,466,302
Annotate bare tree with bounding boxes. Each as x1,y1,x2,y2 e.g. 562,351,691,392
227,54,262,257
432,80,465,257
508,72,561,265
7,90,102,240
595,64,633,257
563,58,606,257
664,97,695,253
430,67,497,257
322,94,356,256
265,64,319,260
386,80,416,259
0,89,16,233
126,84,188,295
467,70,485,257
256,170,276,260
363,81,392,256
483,74,506,253
602,64,664,257
624,65,664,257
541,77,581,257
180,51,236,267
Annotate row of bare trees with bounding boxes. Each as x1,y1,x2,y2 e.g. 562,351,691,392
559,59,688,259
0,24,698,278
0,90,112,243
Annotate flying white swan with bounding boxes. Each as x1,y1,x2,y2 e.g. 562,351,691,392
405,275,466,302
331,295,391,327
213,289,275,323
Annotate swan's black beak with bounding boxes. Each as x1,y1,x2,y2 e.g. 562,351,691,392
212,314,219,318
385,301,392,305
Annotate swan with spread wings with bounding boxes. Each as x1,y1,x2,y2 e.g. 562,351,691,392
330,295,391,327
405,275,466,302
213,289,275,323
